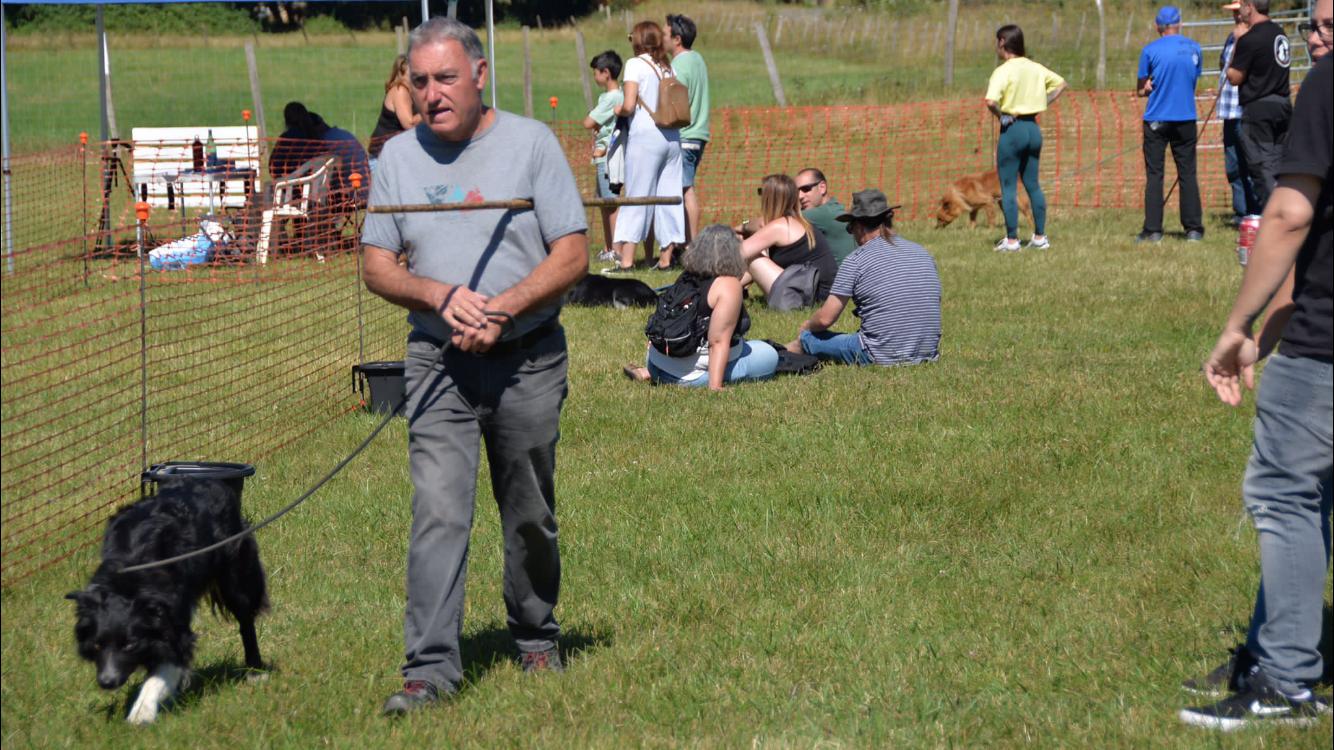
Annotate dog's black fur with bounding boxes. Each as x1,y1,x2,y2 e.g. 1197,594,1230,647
67,476,269,693
566,274,659,309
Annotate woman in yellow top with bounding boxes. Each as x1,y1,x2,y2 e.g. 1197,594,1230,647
984,25,1067,252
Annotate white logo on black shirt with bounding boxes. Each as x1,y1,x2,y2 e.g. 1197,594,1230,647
1274,35,1291,68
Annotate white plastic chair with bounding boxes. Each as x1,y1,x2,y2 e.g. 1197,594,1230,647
255,155,336,264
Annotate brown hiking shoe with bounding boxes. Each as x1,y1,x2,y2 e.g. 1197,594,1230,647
520,648,564,674
382,680,442,716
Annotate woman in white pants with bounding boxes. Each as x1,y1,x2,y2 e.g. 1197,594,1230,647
608,21,685,273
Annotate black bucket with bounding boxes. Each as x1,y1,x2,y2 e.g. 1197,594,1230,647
353,361,406,416
141,461,255,497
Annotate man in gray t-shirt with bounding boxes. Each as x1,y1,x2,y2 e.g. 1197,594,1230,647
362,17,588,716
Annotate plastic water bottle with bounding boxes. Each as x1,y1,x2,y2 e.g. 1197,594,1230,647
1237,214,1260,267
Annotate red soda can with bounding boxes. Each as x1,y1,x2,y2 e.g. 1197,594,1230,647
1237,214,1260,266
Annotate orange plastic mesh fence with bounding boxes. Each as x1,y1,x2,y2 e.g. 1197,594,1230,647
1,139,405,586
550,91,1231,228
1,93,1231,585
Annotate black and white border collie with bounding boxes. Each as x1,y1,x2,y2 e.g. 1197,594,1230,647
567,274,659,309
67,476,269,725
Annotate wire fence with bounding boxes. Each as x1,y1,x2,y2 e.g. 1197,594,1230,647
1,91,1237,586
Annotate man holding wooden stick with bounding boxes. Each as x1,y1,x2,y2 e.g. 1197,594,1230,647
361,16,588,716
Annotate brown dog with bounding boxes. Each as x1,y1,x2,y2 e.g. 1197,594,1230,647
934,170,1032,228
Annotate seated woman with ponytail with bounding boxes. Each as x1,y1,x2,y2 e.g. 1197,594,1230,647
737,174,838,311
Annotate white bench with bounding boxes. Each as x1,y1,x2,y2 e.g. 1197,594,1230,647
131,126,261,212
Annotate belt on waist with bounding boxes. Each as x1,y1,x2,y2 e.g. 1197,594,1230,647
1010,114,1038,121
408,320,559,356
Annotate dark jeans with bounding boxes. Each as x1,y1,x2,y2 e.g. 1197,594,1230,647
1238,95,1293,210
400,327,569,692
1222,119,1260,218
1142,120,1203,235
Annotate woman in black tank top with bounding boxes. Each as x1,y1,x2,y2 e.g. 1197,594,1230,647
737,174,837,306
369,55,420,158
625,225,779,390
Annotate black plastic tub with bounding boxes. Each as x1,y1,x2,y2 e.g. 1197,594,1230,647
352,361,406,416
141,461,255,497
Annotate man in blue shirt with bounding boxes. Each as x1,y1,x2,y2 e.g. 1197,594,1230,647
1136,6,1205,243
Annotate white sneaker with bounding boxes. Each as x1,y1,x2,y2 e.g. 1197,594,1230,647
595,248,617,262
994,238,1021,253
1025,235,1050,250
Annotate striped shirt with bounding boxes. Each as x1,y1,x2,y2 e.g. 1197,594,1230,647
829,234,941,366
1218,35,1242,121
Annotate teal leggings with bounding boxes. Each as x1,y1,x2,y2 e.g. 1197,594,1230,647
996,119,1047,239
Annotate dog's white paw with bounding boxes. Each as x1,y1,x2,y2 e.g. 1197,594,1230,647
125,664,183,726
126,697,159,725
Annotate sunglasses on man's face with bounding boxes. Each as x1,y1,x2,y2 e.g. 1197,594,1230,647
796,183,820,193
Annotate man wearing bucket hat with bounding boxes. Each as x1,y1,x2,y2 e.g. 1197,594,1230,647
788,189,940,367
1135,6,1205,243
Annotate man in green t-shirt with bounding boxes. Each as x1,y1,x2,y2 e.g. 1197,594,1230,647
668,14,709,244
796,168,859,266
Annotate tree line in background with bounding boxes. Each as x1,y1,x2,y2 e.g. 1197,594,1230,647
3,0,1252,35
2,0,602,34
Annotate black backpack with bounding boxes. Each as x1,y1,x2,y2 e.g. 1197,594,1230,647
645,272,709,357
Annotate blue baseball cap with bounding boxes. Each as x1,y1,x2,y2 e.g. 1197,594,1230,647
1155,6,1182,25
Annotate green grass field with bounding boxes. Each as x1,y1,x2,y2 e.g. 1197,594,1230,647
3,1,1331,745
4,0,1211,154
3,208,1331,747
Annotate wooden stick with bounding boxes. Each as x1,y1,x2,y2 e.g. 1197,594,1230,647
368,196,683,214
944,0,960,86
754,22,788,106
582,196,682,208
523,27,533,119
575,29,593,111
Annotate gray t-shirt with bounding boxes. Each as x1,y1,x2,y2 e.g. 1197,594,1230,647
362,110,588,342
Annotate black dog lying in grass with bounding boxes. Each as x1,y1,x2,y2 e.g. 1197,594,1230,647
566,274,658,309
66,476,269,725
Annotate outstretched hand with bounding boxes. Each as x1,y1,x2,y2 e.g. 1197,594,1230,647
1203,328,1259,407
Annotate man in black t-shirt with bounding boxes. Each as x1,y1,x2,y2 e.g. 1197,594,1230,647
1226,0,1292,209
1185,30,1332,730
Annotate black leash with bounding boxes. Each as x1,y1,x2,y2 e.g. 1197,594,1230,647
117,306,516,574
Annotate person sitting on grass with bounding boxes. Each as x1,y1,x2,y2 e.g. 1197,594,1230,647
623,224,778,390
788,189,941,366
735,173,838,311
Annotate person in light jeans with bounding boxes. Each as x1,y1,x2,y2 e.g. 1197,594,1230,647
623,225,777,391
1186,19,1331,728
